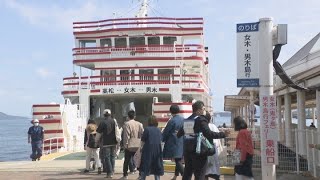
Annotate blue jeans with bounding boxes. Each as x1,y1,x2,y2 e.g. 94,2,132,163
140,171,160,180
30,141,42,159
104,146,116,175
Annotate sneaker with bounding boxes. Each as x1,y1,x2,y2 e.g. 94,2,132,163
170,176,177,180
122,176,128,179
106,174,113,179
98,167,101,174
83,169,89,173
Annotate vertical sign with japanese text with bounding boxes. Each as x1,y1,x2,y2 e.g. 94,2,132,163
237,22,260,87
261,95,279,165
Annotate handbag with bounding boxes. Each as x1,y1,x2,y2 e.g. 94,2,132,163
127,138,141,152
232,149,241,165
114,119,121,143
195,132,216,156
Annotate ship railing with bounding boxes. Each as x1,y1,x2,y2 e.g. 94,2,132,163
72,44,205,60
42,137,65,155
73,17,203,32
62,74,208,91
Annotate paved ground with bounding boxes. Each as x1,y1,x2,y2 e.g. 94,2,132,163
0,151,316,180
0,160,237,180
0,159,317,180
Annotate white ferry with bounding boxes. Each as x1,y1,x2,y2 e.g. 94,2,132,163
32,0,212,154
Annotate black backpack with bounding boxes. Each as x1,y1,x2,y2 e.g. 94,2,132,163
87,133,98,148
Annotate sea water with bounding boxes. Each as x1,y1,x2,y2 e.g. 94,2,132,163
0,119,30,161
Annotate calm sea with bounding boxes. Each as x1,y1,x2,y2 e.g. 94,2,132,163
0,119,30,161
0,117,317,161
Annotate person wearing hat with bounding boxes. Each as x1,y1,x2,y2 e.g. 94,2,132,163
83,119,102,174
96,109,118,178
28,119,44,161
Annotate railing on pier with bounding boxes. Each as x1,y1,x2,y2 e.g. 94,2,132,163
220,127,320,178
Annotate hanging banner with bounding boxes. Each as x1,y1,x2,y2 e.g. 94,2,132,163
237,22,260,87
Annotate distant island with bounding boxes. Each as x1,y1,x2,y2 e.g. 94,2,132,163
0,112,29,120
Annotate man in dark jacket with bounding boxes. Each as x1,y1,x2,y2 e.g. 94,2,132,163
96,109,117,178
28,119,44,161
177,101,230,180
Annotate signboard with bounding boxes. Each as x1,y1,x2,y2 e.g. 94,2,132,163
260,95,279,165
237,22,260,87
102,86,159,94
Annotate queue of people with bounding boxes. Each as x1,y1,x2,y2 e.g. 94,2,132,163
78,100,253,180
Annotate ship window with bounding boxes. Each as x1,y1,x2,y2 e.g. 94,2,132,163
79,40,96,48
101,39,112,47
129,37,145,47
115,38,127,47
120,70,134,81
101,70,116,82
148,37,160,45
139,69,154,81
158,69,173,81
163,36,177,45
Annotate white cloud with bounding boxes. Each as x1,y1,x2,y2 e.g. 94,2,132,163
35,67,53,78
3,0,117,32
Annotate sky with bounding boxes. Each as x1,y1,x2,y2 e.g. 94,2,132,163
0,0,319,116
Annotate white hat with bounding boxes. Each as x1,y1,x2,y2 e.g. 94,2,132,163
103,109,111,115
33,119,39,123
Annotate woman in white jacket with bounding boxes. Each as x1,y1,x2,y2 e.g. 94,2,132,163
204,112,224,180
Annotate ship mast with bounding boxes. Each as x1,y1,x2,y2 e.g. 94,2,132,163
135,0,149,18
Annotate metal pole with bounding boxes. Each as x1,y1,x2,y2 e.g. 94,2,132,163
295,129,300,174
259,17,276,180
306,129,310,171
316,90,320,166
311,130,316,177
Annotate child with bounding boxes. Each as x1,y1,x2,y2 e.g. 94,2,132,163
84,120,102,174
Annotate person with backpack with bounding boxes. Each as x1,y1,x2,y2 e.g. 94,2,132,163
177,101,230,180
96,109,118,178
83,119,102,174
122,110,144,179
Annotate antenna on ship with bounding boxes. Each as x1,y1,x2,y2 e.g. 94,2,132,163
135,0,149,18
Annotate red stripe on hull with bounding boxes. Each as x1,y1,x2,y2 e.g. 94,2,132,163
33,112,61,115
90,89,101,93
74,27,203,35
95,66,178,70
61,90,78,95
154,102,192,105
159,88,169,92
73,56,204,63
154,110,193,113
33,104,60,107
39,119,61,124
182,88,205,92
43,146,63,151
44,138,64,144
44,130,63,134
